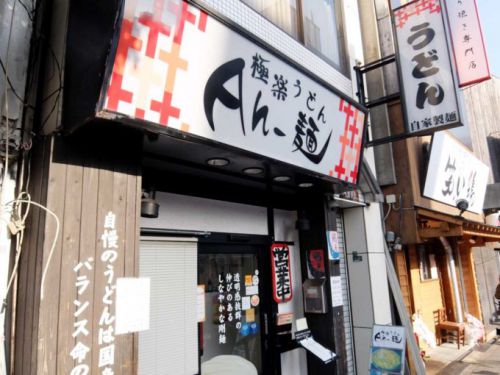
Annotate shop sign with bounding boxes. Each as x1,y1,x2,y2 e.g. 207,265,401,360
100,0,366,184
423,132,489,213
444,0,490,87
270,243,293,303
393,0,462,134
369,325,406,375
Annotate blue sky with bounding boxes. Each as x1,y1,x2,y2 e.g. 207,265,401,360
477,0,499,76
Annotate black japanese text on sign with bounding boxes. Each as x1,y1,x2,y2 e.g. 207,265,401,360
271,243,293,303
393,0,461,135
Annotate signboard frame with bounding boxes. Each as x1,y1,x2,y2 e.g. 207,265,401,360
96,0,368,186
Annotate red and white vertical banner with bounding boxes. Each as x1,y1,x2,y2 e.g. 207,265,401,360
444,0,490,87
270,243,293,303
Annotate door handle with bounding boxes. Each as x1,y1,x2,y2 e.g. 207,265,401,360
264,312,269,335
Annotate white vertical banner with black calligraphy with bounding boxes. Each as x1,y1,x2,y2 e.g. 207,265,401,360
444,0,490,87
270,243,293,303
393,0,462,134
423,132,489,214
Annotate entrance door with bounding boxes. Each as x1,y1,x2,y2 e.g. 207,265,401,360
198,235,272,375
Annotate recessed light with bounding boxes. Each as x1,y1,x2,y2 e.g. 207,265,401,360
206,158,229,166
273,175,291,182
298,182,314,188
243,167,264,175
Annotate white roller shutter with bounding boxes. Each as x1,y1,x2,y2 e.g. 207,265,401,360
139,237,198,375
336,213,356,375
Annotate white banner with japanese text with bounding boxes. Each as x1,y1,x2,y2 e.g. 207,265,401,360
423,132,489,213
393,0,461,134
270,243,293,303
444,0,490,87
101,0,366,184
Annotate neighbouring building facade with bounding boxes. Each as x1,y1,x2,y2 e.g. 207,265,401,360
1,1,396,375
363,0,500,351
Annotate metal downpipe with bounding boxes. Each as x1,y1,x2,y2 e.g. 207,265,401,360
439,237,464,323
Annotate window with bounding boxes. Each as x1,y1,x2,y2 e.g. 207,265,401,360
241,0,347,74
417,245,439,281
242,0,299,38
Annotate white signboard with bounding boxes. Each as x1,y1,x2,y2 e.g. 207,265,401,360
393,0,461,134
444,0,490,87
115,277,151,334
369,325,406,375
101,0,366,184
423,132,489,213
330,276,343,307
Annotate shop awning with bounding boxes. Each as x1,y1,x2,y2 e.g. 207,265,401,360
417,208,500,243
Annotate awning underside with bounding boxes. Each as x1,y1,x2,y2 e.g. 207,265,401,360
417,208,500,243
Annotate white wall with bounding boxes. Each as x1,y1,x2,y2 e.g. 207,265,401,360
141,192,307,375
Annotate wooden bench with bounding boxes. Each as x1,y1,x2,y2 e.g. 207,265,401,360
434,308,465,349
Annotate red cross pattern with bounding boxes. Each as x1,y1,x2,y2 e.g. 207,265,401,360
105,19,142,111
138,0,172,58
394,0,441,29
168,1,208,43
150,91,180,125
333,99,364,184
106,72,133,112
104,0,209,126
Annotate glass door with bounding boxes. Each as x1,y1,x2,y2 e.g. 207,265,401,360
198,238,271,375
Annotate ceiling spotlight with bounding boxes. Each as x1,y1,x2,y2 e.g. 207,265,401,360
243,167,264,175
298,182,314,188
206,158,229,166
273,175,291,182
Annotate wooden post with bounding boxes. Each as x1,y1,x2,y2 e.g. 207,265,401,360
14,128,142,374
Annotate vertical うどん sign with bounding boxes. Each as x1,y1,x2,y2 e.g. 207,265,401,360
393,0,461,134
100,0,366,184
444,0,490,87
